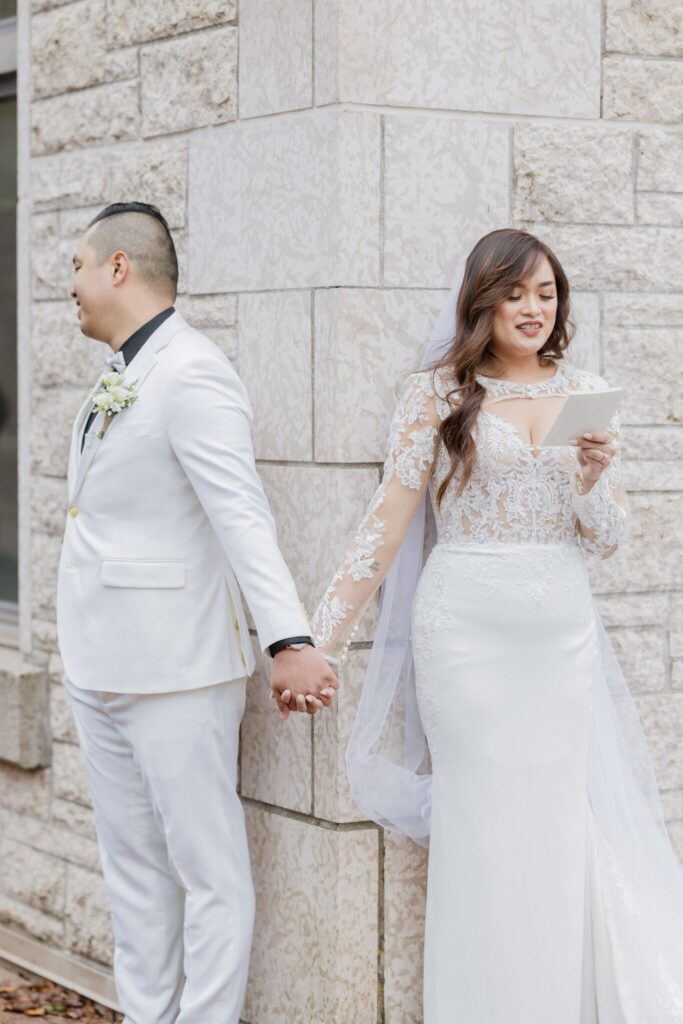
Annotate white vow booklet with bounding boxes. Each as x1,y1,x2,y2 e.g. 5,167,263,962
539,388,623,447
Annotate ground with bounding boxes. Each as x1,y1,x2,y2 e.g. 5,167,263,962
0,962,121,1022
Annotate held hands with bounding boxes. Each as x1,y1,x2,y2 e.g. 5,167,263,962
270,646,339,721
569,430,618,489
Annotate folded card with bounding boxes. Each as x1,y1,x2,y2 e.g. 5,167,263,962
539,388,623,447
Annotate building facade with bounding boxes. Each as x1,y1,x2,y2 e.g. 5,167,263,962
0,1,682,1021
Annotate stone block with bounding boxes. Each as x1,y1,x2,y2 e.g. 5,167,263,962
106,0,236,47
0,762,51,819
239,0,312,117
603,327,683,425
567,292,601,373
32,0,109,99
316,0,600,117
65,863,113,966
519,223,683,292
237,291,312,461
606,0,683,57
670,594,683,659
513,124,634,224
258,464,380,642
32,300,103,391
384,116,510,288
594,592,669,628
50,680,79,745
0,894,63,945
32,475,68,538
52,798,99,842
240,644,312,815
33,141,188,227
673,661,683,692
622,426,683,461
188,109,381,292
603,291,683,327
606,627,667,694
140,27,237,136
1,838,66,916
30,386,83,478
622,460,683,492
314,287,447,462
660,788,683,822
638,130,683,192
32,618,60,654
31,80,140,156
32,212,70,301
175,294,237,329
383,831,428,1024
243,806,378,1023
30,531,62,623
52,741,92,809
0,647,51,769
313,649,368,823
637,193,683,227
586,494,683,595
604,56,683,123
1,810,101,872
636,695,683,791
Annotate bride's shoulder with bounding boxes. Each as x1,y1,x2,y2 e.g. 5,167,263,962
397,365,459,422
560,358,613,393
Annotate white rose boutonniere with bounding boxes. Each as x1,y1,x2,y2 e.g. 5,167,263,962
90,371,139,439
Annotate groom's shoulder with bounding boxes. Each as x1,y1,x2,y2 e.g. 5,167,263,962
160,320,239,380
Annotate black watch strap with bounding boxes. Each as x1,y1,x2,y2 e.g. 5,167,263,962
268,636,315,658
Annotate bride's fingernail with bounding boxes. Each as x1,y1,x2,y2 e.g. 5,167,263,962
583,433,592,439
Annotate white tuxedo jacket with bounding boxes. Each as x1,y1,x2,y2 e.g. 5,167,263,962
57,311,310,693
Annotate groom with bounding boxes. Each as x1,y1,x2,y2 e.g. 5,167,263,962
57,201,337,1023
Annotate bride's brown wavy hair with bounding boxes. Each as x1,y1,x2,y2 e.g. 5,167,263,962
433,228,575,506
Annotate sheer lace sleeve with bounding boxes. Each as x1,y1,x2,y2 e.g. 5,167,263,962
311,373,442,663
571,409,629,559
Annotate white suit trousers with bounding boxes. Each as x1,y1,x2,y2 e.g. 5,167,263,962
62,674,255,1024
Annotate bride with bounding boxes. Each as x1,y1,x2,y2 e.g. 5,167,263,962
277,227,683,1021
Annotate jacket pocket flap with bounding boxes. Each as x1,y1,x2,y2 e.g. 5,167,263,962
101,559,186,589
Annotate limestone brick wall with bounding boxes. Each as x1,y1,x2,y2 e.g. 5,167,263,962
0,1,681,1022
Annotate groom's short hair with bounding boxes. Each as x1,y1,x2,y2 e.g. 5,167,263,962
87,202,179,297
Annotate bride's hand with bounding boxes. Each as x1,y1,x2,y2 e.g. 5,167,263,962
569,430,618,487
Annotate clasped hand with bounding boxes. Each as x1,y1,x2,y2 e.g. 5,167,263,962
270,645,339,720
569,430,618,485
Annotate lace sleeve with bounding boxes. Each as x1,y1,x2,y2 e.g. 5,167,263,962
311,373,441,663
571,408,629,559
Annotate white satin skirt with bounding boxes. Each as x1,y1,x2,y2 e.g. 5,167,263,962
411,541,683,1024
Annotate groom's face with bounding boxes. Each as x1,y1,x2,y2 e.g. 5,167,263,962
69,228,115,342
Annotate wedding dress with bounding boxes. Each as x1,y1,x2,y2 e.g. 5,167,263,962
311,357,683,1023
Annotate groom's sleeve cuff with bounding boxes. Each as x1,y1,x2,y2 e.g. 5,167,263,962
268,636,315,658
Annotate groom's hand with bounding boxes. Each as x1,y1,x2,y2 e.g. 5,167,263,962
270,647,338,720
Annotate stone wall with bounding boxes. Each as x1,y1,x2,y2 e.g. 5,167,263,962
0,1,681,1021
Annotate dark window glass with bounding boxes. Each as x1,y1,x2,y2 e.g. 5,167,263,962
0,2,16,18
0,92,17,604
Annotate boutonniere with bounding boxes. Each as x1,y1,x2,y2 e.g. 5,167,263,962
90,371,139,439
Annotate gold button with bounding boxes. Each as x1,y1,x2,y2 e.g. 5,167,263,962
68,506,79,518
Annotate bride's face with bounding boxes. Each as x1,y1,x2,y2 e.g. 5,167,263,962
490,257,558,359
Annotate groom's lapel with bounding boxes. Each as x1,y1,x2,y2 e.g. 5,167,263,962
68,311,190,503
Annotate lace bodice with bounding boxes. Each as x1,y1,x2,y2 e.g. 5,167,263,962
311,359,629,662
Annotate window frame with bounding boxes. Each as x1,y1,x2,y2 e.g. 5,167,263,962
0,11,18,646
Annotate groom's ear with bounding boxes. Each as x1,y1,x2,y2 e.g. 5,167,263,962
110,250,131,289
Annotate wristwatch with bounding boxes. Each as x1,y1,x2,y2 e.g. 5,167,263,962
268,636,315,657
